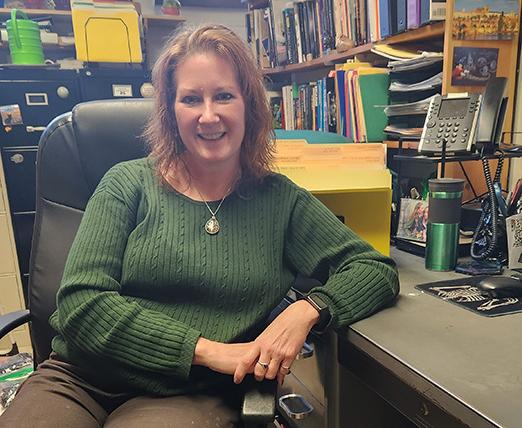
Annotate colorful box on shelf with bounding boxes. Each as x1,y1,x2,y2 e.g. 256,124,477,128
71,0,142,63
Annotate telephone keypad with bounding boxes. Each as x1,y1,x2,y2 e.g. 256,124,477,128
419,94,481,154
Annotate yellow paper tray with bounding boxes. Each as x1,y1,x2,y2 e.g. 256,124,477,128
72,8,142,63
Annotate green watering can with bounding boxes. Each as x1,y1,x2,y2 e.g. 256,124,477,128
6,9,45,64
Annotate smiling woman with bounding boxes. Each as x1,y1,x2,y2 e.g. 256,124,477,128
0,24,399,428
173,53,246,198
145,24,274,203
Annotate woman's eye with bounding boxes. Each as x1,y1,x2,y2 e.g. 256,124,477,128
216,92,234,102
180,95,200,105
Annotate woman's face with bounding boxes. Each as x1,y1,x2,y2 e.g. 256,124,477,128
174,52,246,173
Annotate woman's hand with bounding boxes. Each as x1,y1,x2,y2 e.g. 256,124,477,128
233,300,320,385
193,338,257,376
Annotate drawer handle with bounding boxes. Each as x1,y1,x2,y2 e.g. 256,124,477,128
296,341,314,359
26,126,46,133
278,394,314,420
10,153,24,164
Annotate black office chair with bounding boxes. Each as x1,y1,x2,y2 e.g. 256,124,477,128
0,99,276,427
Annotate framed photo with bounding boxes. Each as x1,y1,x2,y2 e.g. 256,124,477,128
451,47,498,86
507,213,522,270
453,0,519,40
396,199,429,243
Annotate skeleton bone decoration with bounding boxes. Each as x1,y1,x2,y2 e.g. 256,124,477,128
429,285,519,311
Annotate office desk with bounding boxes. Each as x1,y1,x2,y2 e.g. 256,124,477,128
339,248,522,428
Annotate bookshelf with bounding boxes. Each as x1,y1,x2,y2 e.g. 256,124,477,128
262,21,445,77
0,7,185,68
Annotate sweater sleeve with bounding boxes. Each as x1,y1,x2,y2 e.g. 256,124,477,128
50,163,201,380
283,187,399,330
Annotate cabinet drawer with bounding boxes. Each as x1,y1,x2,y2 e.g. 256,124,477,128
1,147,37,213
0,214,16,274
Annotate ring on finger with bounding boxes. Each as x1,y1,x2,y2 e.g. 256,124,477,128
280,365,291,374
257,361,269,369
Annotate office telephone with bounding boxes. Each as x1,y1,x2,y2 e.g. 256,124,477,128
419,77,507,154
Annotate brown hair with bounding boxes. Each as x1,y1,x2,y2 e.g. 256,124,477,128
144,24,274,186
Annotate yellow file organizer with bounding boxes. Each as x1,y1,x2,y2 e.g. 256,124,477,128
274,141,391,256
72,8,143,63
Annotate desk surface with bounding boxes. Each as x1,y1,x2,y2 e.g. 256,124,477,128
347,248,522,428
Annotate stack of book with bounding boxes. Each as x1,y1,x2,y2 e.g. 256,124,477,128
273,61,389,142
245,0,446,68
245,0,335,67
273,77,337,133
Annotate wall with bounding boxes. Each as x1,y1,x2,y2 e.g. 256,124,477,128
181,6,246,39
145,6,247,69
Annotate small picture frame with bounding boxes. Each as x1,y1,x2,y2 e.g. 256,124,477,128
507,213,522,270
0,104,23,126
451,46,498,86
452,0,519,41
396,198,429,242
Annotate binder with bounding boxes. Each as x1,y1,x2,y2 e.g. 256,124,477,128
358,72,390,142
407,0,420,29
379,0,391,38
396,0,407,33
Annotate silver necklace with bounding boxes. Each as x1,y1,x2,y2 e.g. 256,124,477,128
194,187,230,235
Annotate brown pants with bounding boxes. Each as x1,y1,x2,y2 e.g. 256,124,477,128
0,355,243,428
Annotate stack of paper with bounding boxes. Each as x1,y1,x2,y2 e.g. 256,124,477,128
389,72,442,93
384,125,423,138
370,44,422,60
383,95,436,117
388,53,443,73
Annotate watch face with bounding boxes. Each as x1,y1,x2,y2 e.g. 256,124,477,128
308,294,327,310
307,293,331,333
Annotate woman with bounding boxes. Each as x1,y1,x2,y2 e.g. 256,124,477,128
1,24,399,427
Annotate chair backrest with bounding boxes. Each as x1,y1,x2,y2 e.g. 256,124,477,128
29,98,153,364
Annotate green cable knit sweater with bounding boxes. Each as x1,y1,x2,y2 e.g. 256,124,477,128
49,157,399,396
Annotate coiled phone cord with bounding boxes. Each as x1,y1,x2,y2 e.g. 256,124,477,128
471,151,504,260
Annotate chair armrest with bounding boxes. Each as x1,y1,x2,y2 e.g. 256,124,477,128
0,310,31,339
241,377,277,426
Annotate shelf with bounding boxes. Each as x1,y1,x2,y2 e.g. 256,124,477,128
394,150,522,164
379,21,444,45
0,41,75,49
261,21,445,77
0,7,70,16
385,140,420,150
0,7,186,23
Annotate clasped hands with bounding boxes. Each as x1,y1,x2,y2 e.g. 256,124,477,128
193,300,320,385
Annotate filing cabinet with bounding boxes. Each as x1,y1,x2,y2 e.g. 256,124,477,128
0,69,81,303
1,147,38,213
0,69,81,147
78,66,151,101
0,66,151,306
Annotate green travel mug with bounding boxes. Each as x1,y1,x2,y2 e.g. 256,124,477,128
425,178,465,271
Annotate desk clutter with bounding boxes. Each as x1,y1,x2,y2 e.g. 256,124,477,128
416,276,522,317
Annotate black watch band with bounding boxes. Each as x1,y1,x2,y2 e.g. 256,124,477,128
303,293,332,333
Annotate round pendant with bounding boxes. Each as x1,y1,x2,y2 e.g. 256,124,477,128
205,216,220,235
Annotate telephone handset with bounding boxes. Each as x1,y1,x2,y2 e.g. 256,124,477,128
418,77,507,154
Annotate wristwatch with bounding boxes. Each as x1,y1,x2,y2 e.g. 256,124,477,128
302,293,332,334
